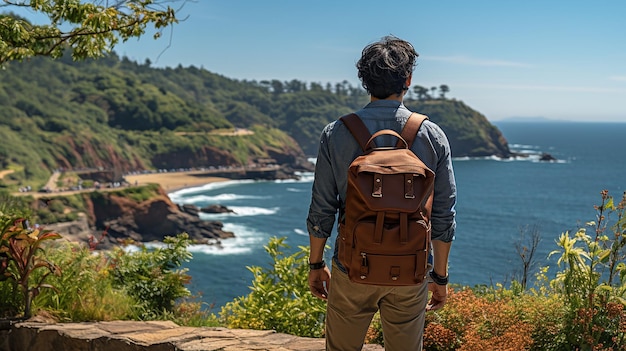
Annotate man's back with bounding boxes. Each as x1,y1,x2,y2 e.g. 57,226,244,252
306,36,456,350
315,100,454,247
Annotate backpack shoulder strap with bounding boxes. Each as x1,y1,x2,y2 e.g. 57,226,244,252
340,113,373,151
397,112,429,148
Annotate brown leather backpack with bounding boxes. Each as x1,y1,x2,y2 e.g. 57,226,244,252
338,112,435,285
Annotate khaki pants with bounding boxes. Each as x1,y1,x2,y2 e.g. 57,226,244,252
325,263,428,351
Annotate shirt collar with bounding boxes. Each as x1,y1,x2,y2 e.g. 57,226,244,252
364,99,404,109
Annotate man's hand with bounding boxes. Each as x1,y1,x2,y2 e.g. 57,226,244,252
308,266,331,300
426,281,447,311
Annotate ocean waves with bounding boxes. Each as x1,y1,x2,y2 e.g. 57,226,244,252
199,206,280,219
176,193,270,204
452,143,568,163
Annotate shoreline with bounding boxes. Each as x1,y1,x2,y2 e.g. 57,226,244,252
123,170,231,194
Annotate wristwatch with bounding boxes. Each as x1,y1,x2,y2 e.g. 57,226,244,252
309,260,326,270
429,270,449,285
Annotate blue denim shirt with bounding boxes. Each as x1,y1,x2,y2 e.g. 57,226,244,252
306,100,457,270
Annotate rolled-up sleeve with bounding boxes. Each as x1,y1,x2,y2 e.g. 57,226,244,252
306,126,340,239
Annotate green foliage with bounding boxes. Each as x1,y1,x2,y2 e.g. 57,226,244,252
161,297,221,327
405,99,511,158
34,242,136,321
0,48,509,188
545,190,626,350
220,237,326,337
33,234,215,324
0,217,61,318
0,1,178,64
109,183,161,202
0,193,34,317
0,191,32,219
0,274,21,318
110,233,193,319
32,195,86,225
0,193,208,323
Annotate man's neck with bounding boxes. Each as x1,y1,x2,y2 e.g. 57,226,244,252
370,93,404,102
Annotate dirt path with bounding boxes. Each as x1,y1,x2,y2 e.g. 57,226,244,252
43,171,61,191
0,169,15,179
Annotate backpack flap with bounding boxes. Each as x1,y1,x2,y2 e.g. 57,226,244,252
351,149,435,213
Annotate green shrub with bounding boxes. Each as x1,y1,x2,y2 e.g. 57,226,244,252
0,217,61,318
546,190,626,350
0,196,45,317
110,233,193,319
35,208,59,224
0,276,21,318
35,242,136,321
35,234,206,323
113,183,161,203
220,237,326,337
47,199,65,214
161,297,221,327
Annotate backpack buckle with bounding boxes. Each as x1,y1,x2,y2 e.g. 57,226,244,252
404,174,415,199
372,174,383,197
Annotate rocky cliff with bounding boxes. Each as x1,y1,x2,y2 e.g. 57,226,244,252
406,99,513,158
45,186,234,249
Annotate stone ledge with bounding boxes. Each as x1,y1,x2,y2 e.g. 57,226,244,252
0,320,384,351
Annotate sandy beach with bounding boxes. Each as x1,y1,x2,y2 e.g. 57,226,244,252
124,170,230,193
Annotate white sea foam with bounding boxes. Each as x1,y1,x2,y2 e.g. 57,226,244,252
181,193,269,204
509,143,540,150
199,206,280,219
296,172,314,183
293,228,308,236
122,224,264,256
452,155,509,162
121,241,167,253
274,172,314,184
187,223,264,255
228,206,279,216
169,179,257,198
121,244,141,253
274,178,299,183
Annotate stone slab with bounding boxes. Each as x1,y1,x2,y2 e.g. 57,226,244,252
0,321,383,351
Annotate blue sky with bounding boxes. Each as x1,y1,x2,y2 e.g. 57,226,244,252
13,1,626,122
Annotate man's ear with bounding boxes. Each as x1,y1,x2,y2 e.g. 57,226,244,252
405,74,413,89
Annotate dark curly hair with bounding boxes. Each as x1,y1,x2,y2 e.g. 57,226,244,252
356,36,418,99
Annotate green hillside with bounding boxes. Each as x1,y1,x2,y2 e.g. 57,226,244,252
0,53,511,190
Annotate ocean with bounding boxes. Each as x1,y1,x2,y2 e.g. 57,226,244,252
167,121,626,310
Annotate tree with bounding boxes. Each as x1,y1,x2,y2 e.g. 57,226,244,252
412,85,429,100
270,79,284,95
0,0,182,65
309,82,323,92
439,84,450,99
514,224,541,290
285,79,305,93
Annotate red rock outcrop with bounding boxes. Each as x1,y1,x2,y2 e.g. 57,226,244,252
85,187,234,246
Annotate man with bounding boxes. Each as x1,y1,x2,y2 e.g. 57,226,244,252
306,36,457,350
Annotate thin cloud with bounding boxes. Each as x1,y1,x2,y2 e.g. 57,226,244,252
609,75,626,82
457,83,623,93
424,55,532,68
